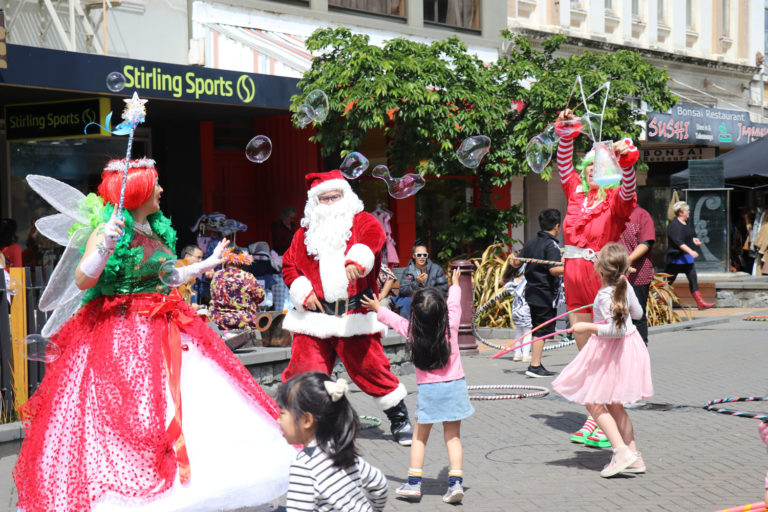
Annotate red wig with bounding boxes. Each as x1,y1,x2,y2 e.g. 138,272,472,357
97,158,158,210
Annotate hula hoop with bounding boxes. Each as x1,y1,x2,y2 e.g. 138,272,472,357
714,501,765,512
358,415,382,430
744,315,768,322
472,288,514,350
704,397,768,421
467,384,549,401
471,289,582,352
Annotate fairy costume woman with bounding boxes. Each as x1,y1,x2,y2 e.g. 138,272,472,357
14,159,294,512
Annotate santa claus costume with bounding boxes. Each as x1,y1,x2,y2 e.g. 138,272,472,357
15,159,294,512
281,170,413,445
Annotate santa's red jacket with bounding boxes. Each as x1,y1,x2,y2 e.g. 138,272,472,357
281,211,386,339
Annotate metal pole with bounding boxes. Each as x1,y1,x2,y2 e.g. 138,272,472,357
102,0,107,55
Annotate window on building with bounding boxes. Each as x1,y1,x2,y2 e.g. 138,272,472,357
764,1,768,57
423,0,480,31
657,0,665,23
605,0,613,10
685,0,693,28
329,0,406,19
631,0,640,17
570,0,582,7
721,0,730,36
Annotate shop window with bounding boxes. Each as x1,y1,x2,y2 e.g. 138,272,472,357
415,177,473,258
329,0,406,19
9,137,148,267
423,0,480,32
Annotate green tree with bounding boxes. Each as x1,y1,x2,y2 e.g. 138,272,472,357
292,28,676,261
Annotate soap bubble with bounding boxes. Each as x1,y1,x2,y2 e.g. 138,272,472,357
555,118,583,139
295,90,330,127
339,152,369,179
245,135,272,163
305,90,329,123
525,132,558,174
7,277,22,296
106,72,126,93
17,334,61,363
581,111,603,141
158,260,186,288
372,165,426,199
456,135,491,168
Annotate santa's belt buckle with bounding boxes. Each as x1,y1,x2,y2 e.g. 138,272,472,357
334,298,349,317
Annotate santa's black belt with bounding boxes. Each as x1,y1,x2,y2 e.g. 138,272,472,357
319,288,373,317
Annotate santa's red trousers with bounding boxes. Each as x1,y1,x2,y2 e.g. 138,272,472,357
282,333,400,398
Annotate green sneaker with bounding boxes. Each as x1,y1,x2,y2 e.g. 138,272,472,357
584,428,612,448
570,427,591,444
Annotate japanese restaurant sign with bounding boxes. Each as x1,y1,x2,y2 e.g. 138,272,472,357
646,104,768,146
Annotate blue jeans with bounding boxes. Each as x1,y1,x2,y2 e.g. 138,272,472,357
392,295,412,318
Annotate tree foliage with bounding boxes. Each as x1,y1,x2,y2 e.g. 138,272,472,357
292,28,676,261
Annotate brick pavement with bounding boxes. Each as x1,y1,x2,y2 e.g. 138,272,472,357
2,310,767,511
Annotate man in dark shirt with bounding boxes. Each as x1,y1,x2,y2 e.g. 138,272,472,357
511,209,564,378
271,206,297,256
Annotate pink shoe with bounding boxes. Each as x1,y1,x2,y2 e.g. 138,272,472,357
600,446,637,478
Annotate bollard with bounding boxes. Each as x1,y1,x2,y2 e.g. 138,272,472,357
450,259,477,354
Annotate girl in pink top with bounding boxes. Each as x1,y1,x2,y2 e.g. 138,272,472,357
363,269,473,505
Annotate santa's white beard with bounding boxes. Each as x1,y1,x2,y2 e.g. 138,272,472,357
302,193,364,302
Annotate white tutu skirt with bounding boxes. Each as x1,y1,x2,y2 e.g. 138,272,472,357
92,335,295,511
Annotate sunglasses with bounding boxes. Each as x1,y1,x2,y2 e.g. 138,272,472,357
414,253,428,258
318,193,343,204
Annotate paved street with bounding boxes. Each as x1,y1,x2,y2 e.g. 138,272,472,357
2,309,768,511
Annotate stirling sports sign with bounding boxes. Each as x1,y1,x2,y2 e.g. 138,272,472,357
0,44,297,108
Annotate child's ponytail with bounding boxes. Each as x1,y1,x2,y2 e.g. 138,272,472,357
596,243,631,331
611,275,629,330
276,372,360,468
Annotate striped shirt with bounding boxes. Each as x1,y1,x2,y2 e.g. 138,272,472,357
286,444,388,512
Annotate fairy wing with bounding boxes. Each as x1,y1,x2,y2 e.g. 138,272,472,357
38,227,91,312
36,214,76,247
26,175,89,224
41,288,85,338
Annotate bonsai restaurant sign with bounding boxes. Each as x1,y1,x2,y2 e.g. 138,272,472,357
5,98,110,141
647,104,768,146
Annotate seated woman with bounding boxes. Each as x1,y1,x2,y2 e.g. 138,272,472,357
209,248,265,330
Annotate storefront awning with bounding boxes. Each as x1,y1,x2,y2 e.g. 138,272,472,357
0,44,299,109
206,23,312,77
670,135,768,189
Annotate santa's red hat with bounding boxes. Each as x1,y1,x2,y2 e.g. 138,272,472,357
305,169,352,199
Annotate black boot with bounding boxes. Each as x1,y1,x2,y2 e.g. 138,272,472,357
384,400,413,446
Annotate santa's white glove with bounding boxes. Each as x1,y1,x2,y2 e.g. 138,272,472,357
172,238,230,284
79,217,125,279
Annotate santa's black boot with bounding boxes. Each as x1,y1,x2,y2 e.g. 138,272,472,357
384,400,413,446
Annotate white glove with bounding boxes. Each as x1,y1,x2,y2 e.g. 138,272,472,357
102,216,123,251
172,239,230,285
79,217,124,279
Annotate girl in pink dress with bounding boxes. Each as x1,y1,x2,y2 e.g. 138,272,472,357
553,243,653,478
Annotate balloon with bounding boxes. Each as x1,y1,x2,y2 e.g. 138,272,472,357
339,152,370,179
245,135,272,163
295,90,329,127
456,135,491,168
106,71,126,93
158,259,186,288
17,334,61,363
372,165,426,199
591,140,622,187
525,132,557,174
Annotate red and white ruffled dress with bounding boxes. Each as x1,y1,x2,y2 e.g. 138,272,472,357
14,231,294,512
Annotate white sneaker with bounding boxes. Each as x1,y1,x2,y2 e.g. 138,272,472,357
513,353,523,361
